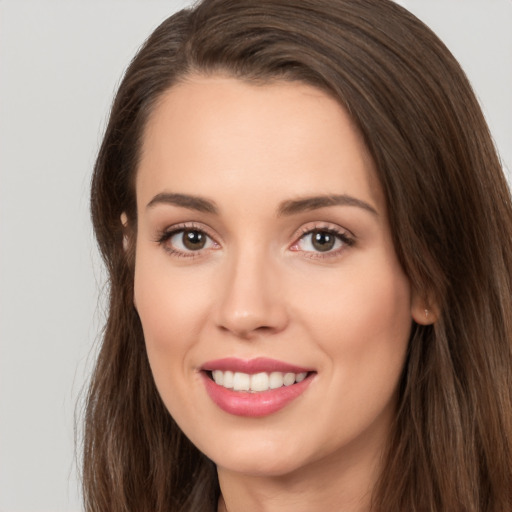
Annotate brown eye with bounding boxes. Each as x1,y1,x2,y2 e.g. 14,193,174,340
182,230,206,250
311,230,336,252
293,227,352,256
164,228,217,255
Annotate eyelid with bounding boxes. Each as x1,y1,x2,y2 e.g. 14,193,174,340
154,220,354,259
154,222,221,257
289,222,355,258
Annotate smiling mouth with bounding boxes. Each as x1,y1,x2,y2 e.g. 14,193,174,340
205,370,311,393
200,358,316,416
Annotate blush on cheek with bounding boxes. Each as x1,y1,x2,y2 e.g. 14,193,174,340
350,261,411,333
134,273,174,351
306,269,411,376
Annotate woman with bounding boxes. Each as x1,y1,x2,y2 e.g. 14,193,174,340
84,0,512,510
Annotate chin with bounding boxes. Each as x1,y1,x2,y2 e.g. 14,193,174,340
196,428,316,478
214,451,308,478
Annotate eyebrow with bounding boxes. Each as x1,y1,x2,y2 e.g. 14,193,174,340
278,194,378,216
146,192,218,214
146,192,377,217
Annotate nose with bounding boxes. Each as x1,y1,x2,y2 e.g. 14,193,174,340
215,250,289,339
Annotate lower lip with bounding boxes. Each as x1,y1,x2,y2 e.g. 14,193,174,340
201,372,314,417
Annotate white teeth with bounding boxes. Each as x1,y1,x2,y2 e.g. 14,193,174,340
283,372,295,386
223,370,234,389
296,372,307,382
269,372,284,389
233,372,250,391
212,370,223,386
250,372,269,392
210,370,309,392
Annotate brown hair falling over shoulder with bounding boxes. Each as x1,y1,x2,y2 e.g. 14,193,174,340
85,0,512,510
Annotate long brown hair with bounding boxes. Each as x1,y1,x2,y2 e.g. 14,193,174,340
85,0,512,510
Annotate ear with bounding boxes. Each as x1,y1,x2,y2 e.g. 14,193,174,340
121,212,138,310
120,212,129,251
411,291,439,325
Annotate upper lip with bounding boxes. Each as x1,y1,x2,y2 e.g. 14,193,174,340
200,357,313,374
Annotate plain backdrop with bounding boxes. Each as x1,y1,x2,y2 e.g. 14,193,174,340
0,1,510,511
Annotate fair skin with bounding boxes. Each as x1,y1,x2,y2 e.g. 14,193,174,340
132,75,433,512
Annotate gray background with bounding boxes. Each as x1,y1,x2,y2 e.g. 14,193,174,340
1,1,510,511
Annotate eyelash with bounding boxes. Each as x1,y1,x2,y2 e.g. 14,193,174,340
290,225,355,259
155,223,219,259
155,223,355,260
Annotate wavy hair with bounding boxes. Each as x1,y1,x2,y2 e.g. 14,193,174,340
85,0,512,510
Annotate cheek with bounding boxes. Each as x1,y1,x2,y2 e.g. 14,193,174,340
133,254,214,429
134,241,212,325
286,255,412,453
342,268,411,344
297,252,411,339
297,252,412,394
133,249,211,378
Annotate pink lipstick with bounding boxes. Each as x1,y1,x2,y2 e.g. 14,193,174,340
200,357,315,417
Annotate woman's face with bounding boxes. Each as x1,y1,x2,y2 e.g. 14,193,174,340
133,76,424,479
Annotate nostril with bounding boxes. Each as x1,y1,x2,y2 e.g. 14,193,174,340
218,324,278,340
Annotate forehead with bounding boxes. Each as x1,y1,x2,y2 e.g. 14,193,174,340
136,75,383,213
